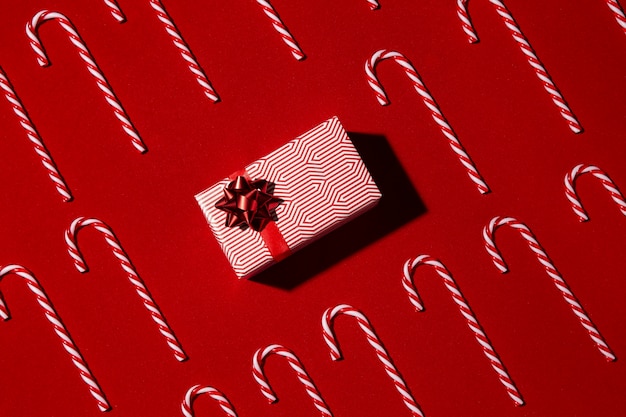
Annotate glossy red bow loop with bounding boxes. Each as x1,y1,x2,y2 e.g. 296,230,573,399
215,176,281,231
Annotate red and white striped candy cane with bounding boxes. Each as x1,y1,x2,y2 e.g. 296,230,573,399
26,10,147,153
253,344,333,417
0,67,72,202
483,216,615,361
565,164,626,222
149,0,220,102
606,0,626,36
403,255,523,406
181,385,238,417
255,1,305,60
322,304,424,417
367,0,381,10
457,0,478,43
456,0,582,133
0,264,110,412
104,0,126,22
366,49,490,195
65,216,187,362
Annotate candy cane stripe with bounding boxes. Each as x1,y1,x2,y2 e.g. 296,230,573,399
483,216,615,361
26,10,147,152
149,0,220,102
255,0,305,60
366,49,490,195
606,0,626,35
367,0,381,10
0,67,73,202
322,304,424,417
103,0,126,22
253,344,333,417
0,264,110,411
457,0,479,42
181,384,238,417
565,164,626,222
457,0,582,133
403,255,524,406
65,216,187,362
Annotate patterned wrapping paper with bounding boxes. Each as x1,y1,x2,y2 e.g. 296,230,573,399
196,116,382,279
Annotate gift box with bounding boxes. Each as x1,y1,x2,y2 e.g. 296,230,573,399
195,116,382,279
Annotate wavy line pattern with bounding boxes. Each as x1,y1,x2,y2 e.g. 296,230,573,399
196,117,381,278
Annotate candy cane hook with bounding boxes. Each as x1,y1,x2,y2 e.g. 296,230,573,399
103,0,126,22
322,304,424,417
26,10,147,152
456,0,582,133
149,0,220,102
366,49,490,195
255,1,305,60
0,67,72,202
253,344,333,417
403,255,523,406
606,0,626,36
565,164,626,222
0,264,110,412
483,216,615,361
65,216,187,362
182,385,238,417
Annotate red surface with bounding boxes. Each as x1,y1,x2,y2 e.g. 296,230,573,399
1,1,625,416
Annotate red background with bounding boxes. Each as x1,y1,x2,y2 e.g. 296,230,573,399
1,1,626,416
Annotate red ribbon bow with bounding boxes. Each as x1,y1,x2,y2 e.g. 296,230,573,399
215,176,281,231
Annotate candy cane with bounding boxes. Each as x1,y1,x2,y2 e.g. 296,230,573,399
456,0,582,133
457,0,478,43
65,216,187,362
149,0,220,102
366,49,490,195
104,0,126,22
99,1,219,101
255,1,305,60
0,67,72,202
253,344,333,417
322,304,424,417
367,0,381,10
26,10,147,153
0,264,110,412
182,385,238,417
483,216,615,361
403,255,523,406
606,0,626,36
565,164,626,222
